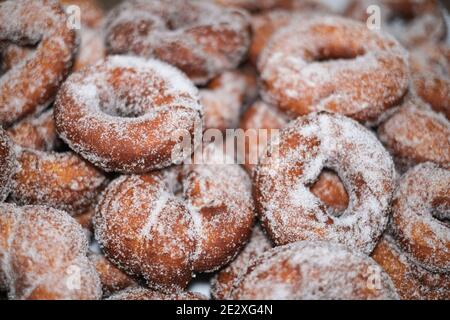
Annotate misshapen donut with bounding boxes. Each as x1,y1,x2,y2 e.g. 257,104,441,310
0,129,17,202
95,143,255,291
0,0,77,127
390,163,449,273
10,148,106,216
54,56,203,173
200,69,257,131
258,16,409,124
372,235,450,300
254,112,395,254
108,287,206,300
377,103,450,172
346,0,447,48
229,241,399,300
0,204,101,300
7,109,60,152
105,0,251,85
410,44,450,120
211,225,272,300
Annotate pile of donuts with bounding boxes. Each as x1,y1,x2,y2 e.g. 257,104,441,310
0,0,448,300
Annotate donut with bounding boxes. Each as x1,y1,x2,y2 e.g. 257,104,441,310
108,287,206,300
0,129,17,202
389,163,449,273
7,109,60,152
10,148,106,216
60,0,106,71
215,0,328,13
95,143,254,291
200,69,257,131
54,55,203,173
258,16,409,124
105,0,251,85
254,112,395,254
229,241,399,300
88,252,136,297
0,204,102,300
410,44,450,120
0,0,77,127
211,225,272,300
346,0,447,48
372,235,450,300
377,103,450,172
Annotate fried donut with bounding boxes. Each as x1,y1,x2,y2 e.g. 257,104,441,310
105,0,251,85
377,103,450,172
200,69,257,131
258,16,409,124
229,241,399,300
372,235,450,300
346,0,447,48
390,163,449,273
211,225,272,300
0,129,17,202
60,0,106,71
0,204,102,300
410,44,450,120
254,112,395,254
108,287,206,300
10,148,106,216
54,55,203,173
7,109,60,152
88,252,136,297
0,0,77,127
95,143,254,291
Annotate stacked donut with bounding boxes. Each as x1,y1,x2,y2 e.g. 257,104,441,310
0,0,448,300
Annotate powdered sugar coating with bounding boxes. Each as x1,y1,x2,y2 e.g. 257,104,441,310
378,103,450,172
254,112,395,254
54,55,203,173
0,204,102,300
105,0,251,85
0,129,17,202
230,241,399,300
0,0,77,127
95,143,255,291
372,235,450,300
258,15,409,124
390,163,450,273
107,286,206,300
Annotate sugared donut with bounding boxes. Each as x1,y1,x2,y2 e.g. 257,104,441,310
54,55,203,173
410,44,450,120
108,287,206,300
377,103,450,172
372,235,450,300
0,0,77,127
10,148,106,216
88,252,136,297
0,204,102,300
200,69,257,131
258,16,409,124
60,0,106,71
211,225,272,300
0,129,17,202
239,100,290,172
254,112,395,254
229,241,399,300
95,143,255,291
346,0,447,48
390,163,449,273
105,0,251,85
7,109,60,152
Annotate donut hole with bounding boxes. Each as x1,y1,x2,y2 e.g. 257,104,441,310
431,203,450,228
309,169,349,217
314,46,365,63
100,99,149,118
